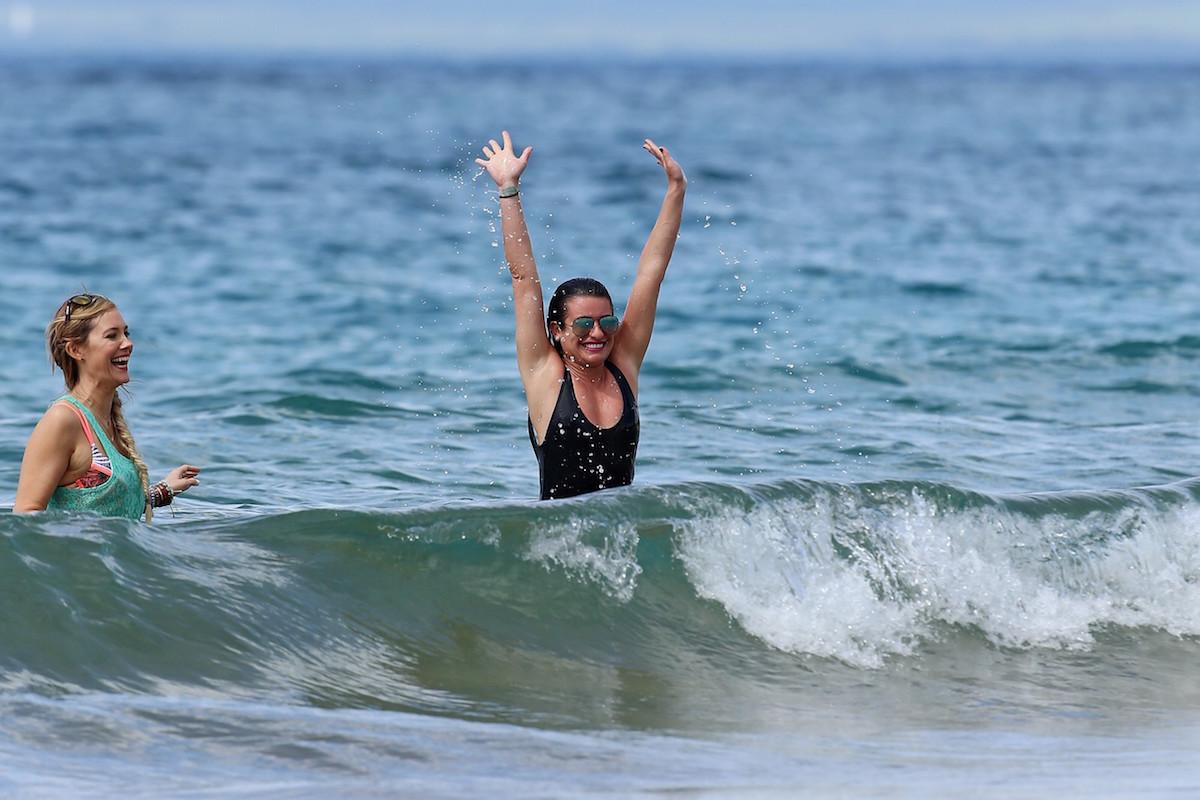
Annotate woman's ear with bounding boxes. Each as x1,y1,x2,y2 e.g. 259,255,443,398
64,339,84,361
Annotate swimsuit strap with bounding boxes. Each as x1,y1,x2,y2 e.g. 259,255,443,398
57,399,114,477
605,361,636,409
59,400,100,448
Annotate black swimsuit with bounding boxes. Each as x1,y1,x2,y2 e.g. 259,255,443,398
528,361,640,500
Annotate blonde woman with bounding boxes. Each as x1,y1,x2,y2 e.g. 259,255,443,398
15,293,200,520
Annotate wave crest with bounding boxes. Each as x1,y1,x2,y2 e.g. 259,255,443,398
3,477,1200,690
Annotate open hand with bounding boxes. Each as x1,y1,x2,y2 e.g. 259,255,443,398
164,464,201,495
475,130,532,188
643,138,686,186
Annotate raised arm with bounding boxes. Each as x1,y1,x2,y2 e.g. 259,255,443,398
476,131,560,391
613,139,687,378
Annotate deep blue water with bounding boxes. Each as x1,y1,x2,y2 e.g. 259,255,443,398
2,58,1200,797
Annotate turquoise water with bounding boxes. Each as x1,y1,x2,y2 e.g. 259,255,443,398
2,58,1200,796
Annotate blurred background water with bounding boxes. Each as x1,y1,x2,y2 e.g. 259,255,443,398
2,58,1200,797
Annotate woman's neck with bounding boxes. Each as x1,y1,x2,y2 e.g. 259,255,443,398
69,378,116,423
565,357,608,384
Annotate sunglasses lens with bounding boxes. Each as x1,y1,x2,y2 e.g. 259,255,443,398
569,315,619,335
66,294,94,310
63,294,98,322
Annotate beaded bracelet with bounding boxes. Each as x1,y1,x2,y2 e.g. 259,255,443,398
146,481,174,508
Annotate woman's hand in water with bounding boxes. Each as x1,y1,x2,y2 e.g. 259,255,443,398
476,130,532,188
643,139,686,187
164,464,201,495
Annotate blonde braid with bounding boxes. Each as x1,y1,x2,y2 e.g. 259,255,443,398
110,393,153,522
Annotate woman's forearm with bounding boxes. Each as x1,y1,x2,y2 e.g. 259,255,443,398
637,181,686,280
500,192,542,290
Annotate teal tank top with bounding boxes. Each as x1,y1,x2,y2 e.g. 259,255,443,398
47,395,146,520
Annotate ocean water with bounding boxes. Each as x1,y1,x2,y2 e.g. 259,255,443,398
2,57,1200,796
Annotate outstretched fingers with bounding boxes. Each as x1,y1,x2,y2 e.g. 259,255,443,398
643,138,667,166
476,131,531,187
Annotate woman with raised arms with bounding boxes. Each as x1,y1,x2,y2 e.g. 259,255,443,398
476,131,686,500
15,293,200,520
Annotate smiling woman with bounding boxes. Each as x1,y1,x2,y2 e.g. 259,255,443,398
475,131,686,500
13,293,201,521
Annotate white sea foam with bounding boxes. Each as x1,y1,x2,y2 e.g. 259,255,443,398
676,486,1200,668
523,516,643,602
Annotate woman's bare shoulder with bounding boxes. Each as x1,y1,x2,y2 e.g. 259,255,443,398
33,402,80,438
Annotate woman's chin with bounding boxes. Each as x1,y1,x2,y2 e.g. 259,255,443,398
567,346,609,367
95,369,131,389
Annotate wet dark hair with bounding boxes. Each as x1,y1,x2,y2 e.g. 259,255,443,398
546,277,613,354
